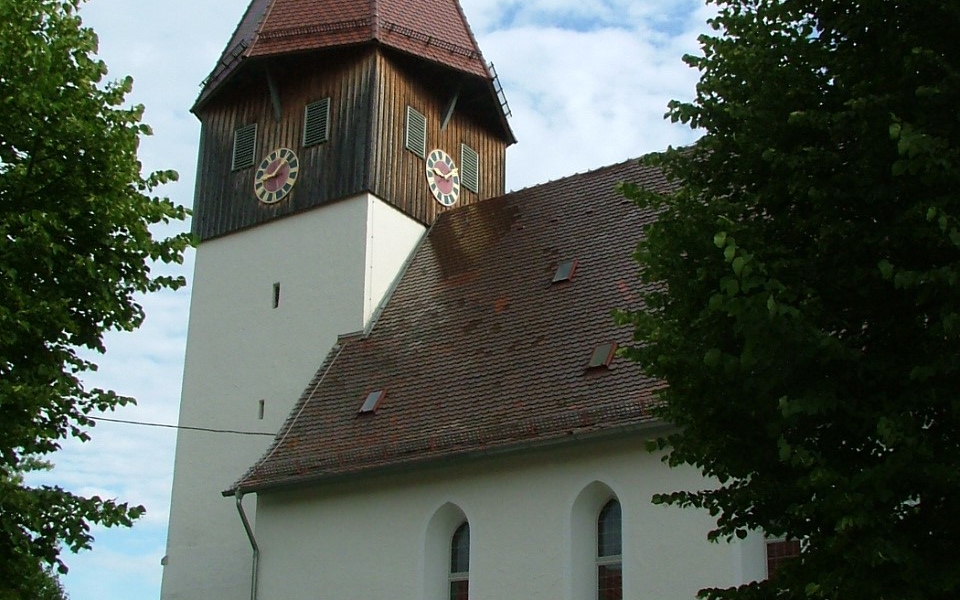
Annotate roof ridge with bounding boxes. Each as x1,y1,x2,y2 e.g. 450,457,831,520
452,0,486,68
370,0,380,38
423,157,651,228
194,0,271,109
253,0,279,40
506,157,647,196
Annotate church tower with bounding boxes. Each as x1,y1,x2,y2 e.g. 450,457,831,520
161,0,513,597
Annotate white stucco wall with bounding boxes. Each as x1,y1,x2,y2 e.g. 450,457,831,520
363,197,428,325
161,195,425,600
253,434,766,600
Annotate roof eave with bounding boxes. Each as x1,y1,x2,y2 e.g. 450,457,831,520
223,418,670,497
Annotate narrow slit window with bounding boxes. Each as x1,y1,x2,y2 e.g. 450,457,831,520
552,259,578,283
303,98,331,147
359,389,386,414
460,144,479,193
232,123,257,171
405,106,427,158
272,282,281,309
588,342,618,369
258,399,265,420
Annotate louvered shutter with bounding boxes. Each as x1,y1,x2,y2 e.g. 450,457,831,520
232,124,257,171
460,144,479,193
405,106,426,158
303,98,331,147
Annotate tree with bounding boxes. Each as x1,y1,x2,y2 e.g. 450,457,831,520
0,0,191,593
1,460,69,600
619,1,960,599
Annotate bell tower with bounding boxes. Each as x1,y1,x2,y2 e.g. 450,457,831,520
161,0,513,597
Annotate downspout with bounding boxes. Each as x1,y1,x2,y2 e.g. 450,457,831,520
236,491,260,600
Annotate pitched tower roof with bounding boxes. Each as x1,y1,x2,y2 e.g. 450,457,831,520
197,0,490,109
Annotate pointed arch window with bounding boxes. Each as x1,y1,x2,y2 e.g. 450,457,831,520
597,499,622,600
449,521,469,600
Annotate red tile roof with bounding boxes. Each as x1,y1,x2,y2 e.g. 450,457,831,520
198,0,488,107
230,159,675,494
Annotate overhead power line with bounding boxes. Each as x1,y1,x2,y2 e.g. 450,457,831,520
90,416,276,437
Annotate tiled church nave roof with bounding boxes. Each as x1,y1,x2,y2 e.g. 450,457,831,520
233,158,673,493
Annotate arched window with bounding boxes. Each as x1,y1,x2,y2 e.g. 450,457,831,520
597,499,622,600
450,521,470,600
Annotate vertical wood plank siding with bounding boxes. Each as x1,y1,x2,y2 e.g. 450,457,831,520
371,52,507,225
193,46,508,241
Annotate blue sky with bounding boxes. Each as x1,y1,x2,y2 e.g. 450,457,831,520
37,0,710,598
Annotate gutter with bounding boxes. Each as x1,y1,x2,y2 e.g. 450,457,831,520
231,419,674,497
236,492,260,600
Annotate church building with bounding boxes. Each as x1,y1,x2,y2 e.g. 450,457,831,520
161,1,779,599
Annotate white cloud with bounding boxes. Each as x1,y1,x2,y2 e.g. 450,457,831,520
473,11,707,189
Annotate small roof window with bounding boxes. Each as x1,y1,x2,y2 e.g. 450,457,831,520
587,342,618,369
358,389,386,414
552,259,578,283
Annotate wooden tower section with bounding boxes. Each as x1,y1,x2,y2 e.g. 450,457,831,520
191,0,515,241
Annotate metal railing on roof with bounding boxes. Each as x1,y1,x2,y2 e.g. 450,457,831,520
200,39,248,92
488,62,512,118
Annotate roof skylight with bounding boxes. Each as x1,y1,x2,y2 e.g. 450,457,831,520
552,259,578,283
358,389,386,414
587,342,618,369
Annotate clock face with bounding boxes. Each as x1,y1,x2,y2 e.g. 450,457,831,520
425,149,460,207
254,147,300,204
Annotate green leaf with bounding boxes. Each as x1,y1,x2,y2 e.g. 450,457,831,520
878,259,894,280
704,348,722,367
724,243,736,262
618,1,960,598
732,255,745,276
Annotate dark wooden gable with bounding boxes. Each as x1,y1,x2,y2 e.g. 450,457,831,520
192,47,378,241
368,50,509,227
191,0,514,241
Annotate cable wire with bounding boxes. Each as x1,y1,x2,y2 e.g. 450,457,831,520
89,416,275,437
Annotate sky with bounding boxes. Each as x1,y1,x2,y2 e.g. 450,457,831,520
33,0,711,598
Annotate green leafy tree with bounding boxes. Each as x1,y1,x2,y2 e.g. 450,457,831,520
0,0,191,593
1,460,69,600
620,1,960,599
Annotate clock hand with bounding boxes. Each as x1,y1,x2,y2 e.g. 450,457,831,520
430,166,459,180
258,159,288,182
